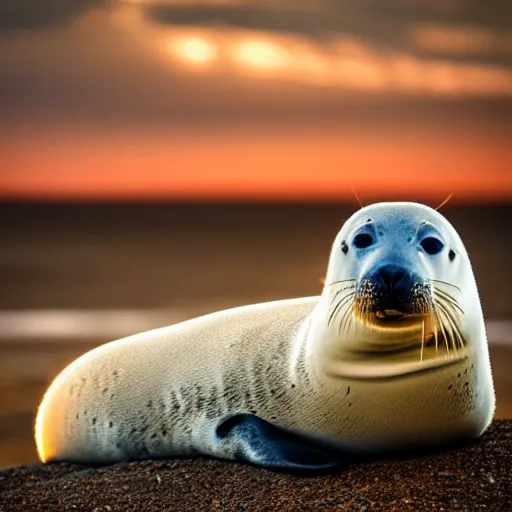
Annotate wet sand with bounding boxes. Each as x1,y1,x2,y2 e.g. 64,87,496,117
1,421,511,511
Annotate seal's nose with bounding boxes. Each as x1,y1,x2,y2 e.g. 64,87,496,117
372,264,417,313
376,265,411,297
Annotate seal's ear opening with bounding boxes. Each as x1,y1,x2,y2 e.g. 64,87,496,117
215,414,344,471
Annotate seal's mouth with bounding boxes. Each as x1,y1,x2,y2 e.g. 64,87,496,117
327,276,467,378
376,309,406,320
370,310,425,328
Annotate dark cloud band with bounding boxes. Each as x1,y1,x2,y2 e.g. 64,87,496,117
0,0,104,30
145,0,512,64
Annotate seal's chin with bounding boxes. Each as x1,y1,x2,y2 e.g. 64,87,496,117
324,349,468,381
326,308,469,380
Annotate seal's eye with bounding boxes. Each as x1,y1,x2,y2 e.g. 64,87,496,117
420,237,444,255
353,233,373,249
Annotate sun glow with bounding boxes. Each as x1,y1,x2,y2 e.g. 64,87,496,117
234,40,291,70
170,36,217,64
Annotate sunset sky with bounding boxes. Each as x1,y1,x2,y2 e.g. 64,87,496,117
1,0,511,201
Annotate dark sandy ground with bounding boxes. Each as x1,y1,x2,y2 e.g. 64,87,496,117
1,421,511,512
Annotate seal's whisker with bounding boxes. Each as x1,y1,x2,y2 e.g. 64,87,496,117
327,292,355,324
422,296,432,315
336,302,348,335
434,293,464,339
329,289,355,316
434,320,439,355
437,304,457,353
432,288,464,314
445,308,463,352
339,298,357,336
328,292,356,327
327,279,357,287
420,319,425,362
337,297,355,334
445,305,460,352
330,284,357,304
433,303,451,353
365,303,372,326
429,279,461,292
435,296,465,324
352,299,372,326
437,299,465,350
433,289,462,309
432,286,459,300
338,302,352,336
347,314,355,337
435,298,466,352
435,192,454,211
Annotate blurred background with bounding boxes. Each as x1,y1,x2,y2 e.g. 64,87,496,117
0,0,511,468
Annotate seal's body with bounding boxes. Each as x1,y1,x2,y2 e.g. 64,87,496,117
36,203,495,469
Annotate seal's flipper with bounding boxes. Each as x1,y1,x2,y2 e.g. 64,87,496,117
215,413,343,470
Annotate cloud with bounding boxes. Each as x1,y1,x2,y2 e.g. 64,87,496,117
157,26,512,97
410,24,512,61
142,0,512,65
0,2,510,130
144,1,402,49
0,0,105,30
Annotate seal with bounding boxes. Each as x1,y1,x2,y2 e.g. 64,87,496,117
35,202,495,470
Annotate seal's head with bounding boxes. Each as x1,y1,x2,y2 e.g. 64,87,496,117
320,202,484,378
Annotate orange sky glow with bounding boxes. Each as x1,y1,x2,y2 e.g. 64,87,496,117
1,3,511,202
2,128,511,202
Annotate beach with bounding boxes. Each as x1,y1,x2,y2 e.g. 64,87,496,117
1,421,511,511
